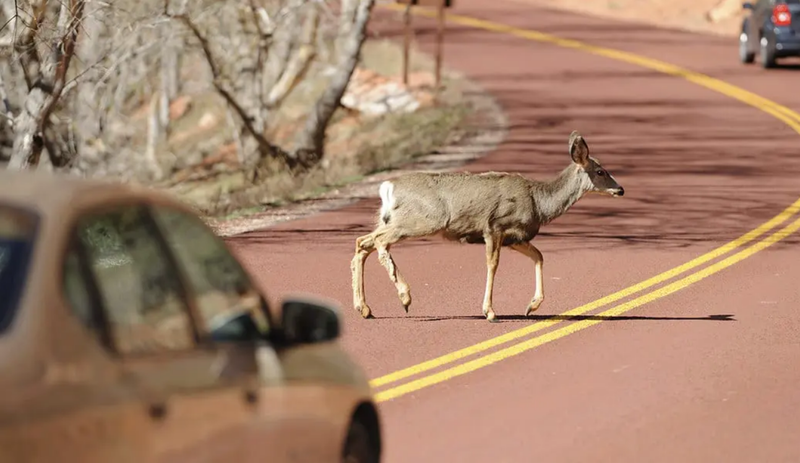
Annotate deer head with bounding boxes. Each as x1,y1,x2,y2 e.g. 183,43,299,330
568,130,624,197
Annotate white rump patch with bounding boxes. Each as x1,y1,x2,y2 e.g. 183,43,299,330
378,180,395,222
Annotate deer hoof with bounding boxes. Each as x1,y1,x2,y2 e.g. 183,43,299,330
525,298,544,316
485,311,498,323
399,290,411,312
357,305,373,319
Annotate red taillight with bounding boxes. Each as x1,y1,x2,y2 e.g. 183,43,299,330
772,4,792,26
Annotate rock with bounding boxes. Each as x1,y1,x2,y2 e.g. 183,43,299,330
198,112,218,130
341,67,427,117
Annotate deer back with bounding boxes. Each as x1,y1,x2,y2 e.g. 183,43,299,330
381,172,541,245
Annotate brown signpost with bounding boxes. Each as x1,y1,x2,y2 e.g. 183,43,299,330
394,0,453,89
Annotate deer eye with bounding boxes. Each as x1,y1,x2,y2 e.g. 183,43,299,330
595,169,606,176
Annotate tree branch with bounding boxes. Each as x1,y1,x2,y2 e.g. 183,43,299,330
262,0,304,94
265,2,319,108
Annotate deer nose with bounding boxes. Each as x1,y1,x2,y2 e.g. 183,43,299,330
617,186,625,196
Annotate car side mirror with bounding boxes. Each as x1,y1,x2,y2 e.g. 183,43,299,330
279,295,341,345
742,2,753,9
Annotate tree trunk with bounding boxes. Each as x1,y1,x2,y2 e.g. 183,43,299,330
337,0,359,57
8,0,85,170
291,0,374,169
7,95,46,169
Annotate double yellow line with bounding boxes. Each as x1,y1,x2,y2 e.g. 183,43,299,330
370,5,800,403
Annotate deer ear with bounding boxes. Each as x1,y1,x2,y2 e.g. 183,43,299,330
569,130,589,166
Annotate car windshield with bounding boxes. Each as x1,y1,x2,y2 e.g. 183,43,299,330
0,204,39,333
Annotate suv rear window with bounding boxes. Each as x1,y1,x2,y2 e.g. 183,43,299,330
0,204,39,333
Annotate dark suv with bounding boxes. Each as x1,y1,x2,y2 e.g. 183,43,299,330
739,0,800,68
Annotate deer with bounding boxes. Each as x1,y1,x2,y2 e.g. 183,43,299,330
349,130,624,322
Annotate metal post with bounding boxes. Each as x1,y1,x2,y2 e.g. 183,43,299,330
435,0,445,88
403,3,412,85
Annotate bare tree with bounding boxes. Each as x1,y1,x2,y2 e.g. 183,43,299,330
169,0,375,172
6,0,86,170
0,0,378,190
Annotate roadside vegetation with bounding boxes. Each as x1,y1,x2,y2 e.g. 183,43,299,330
0,0,472,218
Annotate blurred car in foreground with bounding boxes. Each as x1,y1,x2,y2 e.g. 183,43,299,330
0,170,381,463
740,0,800,68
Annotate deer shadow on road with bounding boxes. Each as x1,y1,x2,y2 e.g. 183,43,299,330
378,313,736,323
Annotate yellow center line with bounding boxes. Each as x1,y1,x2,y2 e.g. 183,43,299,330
375,213,800,402
368,6,800,390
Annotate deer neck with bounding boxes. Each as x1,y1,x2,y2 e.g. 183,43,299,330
533,164,591,224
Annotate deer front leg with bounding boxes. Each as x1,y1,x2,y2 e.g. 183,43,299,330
482,233,502,323
510,241,544,316
351,234,377,319
377,245,412,313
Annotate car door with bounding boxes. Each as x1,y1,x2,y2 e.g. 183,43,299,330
65,201,269,463
146,203,344,463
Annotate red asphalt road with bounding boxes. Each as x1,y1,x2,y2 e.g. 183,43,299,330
227,1,800,461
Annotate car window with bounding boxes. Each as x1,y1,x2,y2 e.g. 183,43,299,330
63,247,98,331
0,204,39,333
73,204,195,355
149,205,269,339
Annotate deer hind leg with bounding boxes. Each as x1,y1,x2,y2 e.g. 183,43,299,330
351,224,410,318
510,241,545,316
351,232,378,319
377,243,412,313
481,233,503,323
